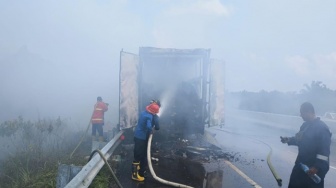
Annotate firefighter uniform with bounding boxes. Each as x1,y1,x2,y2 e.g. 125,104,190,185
287,117,332,188
132,102,160,182
91,99,108,141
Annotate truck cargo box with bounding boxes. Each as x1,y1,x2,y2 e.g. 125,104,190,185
119,47,225,136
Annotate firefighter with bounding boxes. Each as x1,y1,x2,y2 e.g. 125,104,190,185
280,102,332,188
91,96,109,142
132,100,161,182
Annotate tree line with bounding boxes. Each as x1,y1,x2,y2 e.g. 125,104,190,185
229,81,336,116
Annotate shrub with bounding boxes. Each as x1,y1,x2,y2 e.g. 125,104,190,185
0,117,88,188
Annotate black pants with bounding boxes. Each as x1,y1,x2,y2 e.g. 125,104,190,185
288,166,324,188
92,123,104,136
133,137,148,176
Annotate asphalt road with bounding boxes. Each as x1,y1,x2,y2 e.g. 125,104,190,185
206,114,336,188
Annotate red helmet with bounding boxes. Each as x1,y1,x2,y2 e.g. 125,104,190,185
146,103,160,114
150,99,161,107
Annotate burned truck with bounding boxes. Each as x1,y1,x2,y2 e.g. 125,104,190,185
117,47,225,187
119,47,225,136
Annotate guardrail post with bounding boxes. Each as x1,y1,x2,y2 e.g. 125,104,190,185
64,131,124,188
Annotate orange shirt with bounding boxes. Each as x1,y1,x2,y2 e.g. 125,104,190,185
91,101,108,124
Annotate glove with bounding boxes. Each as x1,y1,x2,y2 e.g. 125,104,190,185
307,167,318,176
280,136,289,143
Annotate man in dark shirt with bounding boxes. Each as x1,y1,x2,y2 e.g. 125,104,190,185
281,102,332,188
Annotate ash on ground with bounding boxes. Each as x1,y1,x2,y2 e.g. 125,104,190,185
108,129,238,188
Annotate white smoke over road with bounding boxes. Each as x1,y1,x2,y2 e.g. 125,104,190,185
0,0,335,124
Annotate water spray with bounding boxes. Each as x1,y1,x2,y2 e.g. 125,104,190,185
158,86,176,116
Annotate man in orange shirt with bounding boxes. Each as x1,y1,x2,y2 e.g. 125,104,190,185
91,96,109,142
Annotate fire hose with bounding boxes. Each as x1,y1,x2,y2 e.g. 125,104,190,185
69,106,96,159
255,139,282,187
215,128,282,187
89,149,123,188
69,118,92,159
147,134,194,188
239,135,282,187
263,140,282,186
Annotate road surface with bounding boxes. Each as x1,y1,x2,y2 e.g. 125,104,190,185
206,113,336,188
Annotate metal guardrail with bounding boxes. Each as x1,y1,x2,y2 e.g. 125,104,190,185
64,130,124,188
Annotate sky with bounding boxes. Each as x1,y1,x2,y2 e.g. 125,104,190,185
0,0,335,123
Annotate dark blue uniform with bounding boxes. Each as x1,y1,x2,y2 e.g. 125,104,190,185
133,111,160,176
134,111,160,140
288,117,332,188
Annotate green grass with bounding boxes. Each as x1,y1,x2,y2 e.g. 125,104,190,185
89,166,111,188
0,117,94,188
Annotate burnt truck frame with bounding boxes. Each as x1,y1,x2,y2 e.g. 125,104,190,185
118,47,224,136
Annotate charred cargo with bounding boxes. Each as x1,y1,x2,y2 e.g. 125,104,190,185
119,47,225,136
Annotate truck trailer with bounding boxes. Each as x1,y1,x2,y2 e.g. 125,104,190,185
117,47,226,187
119,47,225,135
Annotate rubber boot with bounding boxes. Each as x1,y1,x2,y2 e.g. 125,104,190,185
135,163,147,177
132,162,144,182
